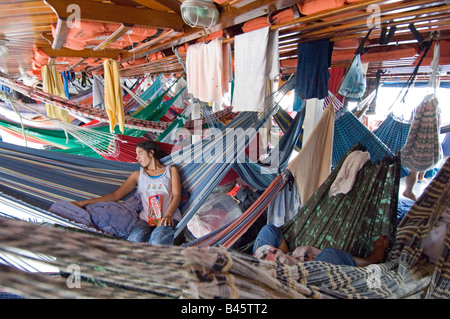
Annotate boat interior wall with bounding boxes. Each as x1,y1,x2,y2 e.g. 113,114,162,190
0,0,448,83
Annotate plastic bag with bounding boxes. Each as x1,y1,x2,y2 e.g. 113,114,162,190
187,193,242,238
339,53,366,100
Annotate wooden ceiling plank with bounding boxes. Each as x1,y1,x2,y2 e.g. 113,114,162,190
0,15,57,27
136,0,182,14
44,0,184,31
38,45,124,59
291,3,450,42
122,0,301,61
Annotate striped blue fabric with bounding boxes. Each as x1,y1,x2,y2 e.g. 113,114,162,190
233,102,305,190
333,109,410,177
0,141,138,210
163,78,296,237
273,106,303,152
373,113,411,155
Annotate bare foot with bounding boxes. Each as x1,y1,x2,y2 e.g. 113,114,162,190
354,236,390,267
366,235,390,264
402,190,417,201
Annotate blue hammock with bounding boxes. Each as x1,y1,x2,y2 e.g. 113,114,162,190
373,113,411,155
233,101,305,190
0,140,138,211
162,77,296,237
333,109,410,177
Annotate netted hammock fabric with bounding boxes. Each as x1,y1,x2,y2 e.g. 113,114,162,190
0,73,197,134
0,155,448,299
0,92,235,161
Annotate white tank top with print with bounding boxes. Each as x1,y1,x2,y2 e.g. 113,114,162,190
136,165,181,226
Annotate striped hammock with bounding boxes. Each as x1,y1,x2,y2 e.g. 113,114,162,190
333,108,410,177
0,73,185,134
373,112,411,155
0,78,296,240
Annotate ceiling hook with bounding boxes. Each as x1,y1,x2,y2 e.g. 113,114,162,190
430,30,440,42
267,11,277,25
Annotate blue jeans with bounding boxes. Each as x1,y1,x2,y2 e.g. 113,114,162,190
315,248,357,266
253,224,283,254
253,225,357,266
127,220,178,245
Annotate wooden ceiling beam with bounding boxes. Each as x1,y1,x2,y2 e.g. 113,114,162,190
38,45,126,60
43,0,185,30
136,0,182,14
122,0,301,60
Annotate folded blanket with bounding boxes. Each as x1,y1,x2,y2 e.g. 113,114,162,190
49,194,142,238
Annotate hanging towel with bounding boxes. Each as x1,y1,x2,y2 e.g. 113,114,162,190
103,59,125,133
186,38,232,105
92,74,105,110
329,150,370,196
286,100,334,205
41,65,71,123
295,39,332,100
232,27,279,112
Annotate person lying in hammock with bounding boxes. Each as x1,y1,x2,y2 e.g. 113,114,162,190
73,140,182,246
252,225,390,267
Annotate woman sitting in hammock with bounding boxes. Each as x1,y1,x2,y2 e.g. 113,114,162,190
253,225,390,267
73,140,182,245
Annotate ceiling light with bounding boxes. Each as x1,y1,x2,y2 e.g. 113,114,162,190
180,0,219,29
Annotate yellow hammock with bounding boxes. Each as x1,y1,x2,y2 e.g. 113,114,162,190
103,59,125,134
41,65,70,124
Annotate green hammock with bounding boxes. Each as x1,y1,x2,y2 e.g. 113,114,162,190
281,143,400,258
0,117,103,158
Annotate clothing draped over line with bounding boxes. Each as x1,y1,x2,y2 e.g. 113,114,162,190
286,100,334,205
186,38,232,105
41,65,71,123
232,27,279,112
103,59,125,134
295,39,333,100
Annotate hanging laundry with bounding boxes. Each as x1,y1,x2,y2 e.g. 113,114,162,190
103,59,125,133
401,42,442,172
295,39,333,100
41,65,71,123
232,26,279,112
92,74,105,110
186,38,232,105
400,95,442,172
286,100,334,205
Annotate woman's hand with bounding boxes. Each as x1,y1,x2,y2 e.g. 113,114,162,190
159,216,174,226
72,200,87,208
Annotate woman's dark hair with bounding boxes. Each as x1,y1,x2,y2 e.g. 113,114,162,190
136,140,164,160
